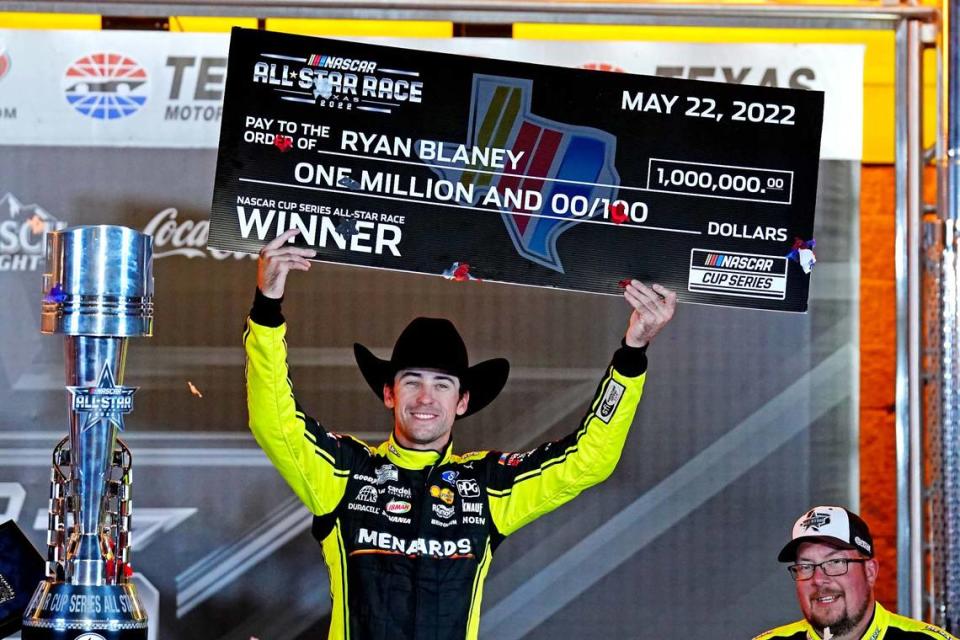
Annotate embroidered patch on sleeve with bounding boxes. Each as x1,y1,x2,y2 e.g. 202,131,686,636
596,379,626,424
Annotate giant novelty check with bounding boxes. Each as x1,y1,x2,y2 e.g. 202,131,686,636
209,28,823,312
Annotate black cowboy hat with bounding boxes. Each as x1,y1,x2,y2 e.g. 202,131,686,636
353,317,509,418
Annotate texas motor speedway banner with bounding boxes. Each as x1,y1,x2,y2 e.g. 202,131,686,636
209,28,825,312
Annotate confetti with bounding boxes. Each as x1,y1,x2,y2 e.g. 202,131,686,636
103,538,133,580
338,176,361,190
609,202,628,224
786,237,817,274
617,278,632,289
27,214,46,234
442,261,481,282
336,217,358,237
187,381,203,398
314,75,333,99
273,135,293,152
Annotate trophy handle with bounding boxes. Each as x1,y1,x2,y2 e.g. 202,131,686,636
46,437,69,580
107,438,134,583
45,436,136,586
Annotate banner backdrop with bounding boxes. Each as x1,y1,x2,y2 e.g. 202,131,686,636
0,31,863,160
0,29,863,639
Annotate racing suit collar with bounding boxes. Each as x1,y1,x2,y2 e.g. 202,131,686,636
859,602,884,640
384,432,455,469
800,602,884,639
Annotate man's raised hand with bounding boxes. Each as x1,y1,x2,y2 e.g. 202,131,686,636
622,281,677,348
257,229,317,299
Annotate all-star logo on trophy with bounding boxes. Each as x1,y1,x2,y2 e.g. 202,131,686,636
21,226,152,640
67,364,137,433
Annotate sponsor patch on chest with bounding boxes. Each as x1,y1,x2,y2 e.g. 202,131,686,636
456,478,480,497
356,528,473,558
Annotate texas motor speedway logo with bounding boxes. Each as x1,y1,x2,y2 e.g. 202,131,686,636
63,52,148,120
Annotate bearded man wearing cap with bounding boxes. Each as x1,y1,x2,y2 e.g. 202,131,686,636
243,230,677,639
753,506,956,640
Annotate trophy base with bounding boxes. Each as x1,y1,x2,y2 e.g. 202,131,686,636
21,581,148,640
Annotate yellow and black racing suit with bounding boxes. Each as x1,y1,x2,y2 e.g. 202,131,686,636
752,602,958,640
244,293,648,639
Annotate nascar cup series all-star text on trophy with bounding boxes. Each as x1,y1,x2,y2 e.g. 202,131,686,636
21,226,152,640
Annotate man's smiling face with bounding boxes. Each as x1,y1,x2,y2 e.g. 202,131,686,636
384,369,469,451
793,541,878,639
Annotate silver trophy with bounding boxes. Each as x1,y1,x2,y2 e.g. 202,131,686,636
22,226,152,640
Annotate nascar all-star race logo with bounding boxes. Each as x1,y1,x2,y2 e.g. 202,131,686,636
252,50,422,113
0,193,67,271
63,52,149,120
67,363,137,433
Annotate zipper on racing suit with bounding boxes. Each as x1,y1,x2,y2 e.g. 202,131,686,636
412,463,436,635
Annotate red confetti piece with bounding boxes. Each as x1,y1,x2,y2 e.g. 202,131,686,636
618,279,632,289
274,135,294,152
609,202,628,224
453,263,472,281
442,261,483,282
581,62,626,73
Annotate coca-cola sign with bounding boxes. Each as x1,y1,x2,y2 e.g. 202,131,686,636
144,208,253,260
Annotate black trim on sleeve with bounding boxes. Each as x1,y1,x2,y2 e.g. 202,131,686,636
612,341,648,377
250,288,285,327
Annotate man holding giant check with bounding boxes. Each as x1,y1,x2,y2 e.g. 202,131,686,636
212,27,823,639
246,227,675,639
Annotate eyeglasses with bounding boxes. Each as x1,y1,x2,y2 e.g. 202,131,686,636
788,558,868,581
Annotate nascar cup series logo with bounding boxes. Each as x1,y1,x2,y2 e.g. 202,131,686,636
63,52,149,120
0,193,67,271
687,249,788,301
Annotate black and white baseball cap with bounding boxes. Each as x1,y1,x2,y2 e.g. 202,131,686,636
777,506,874,562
